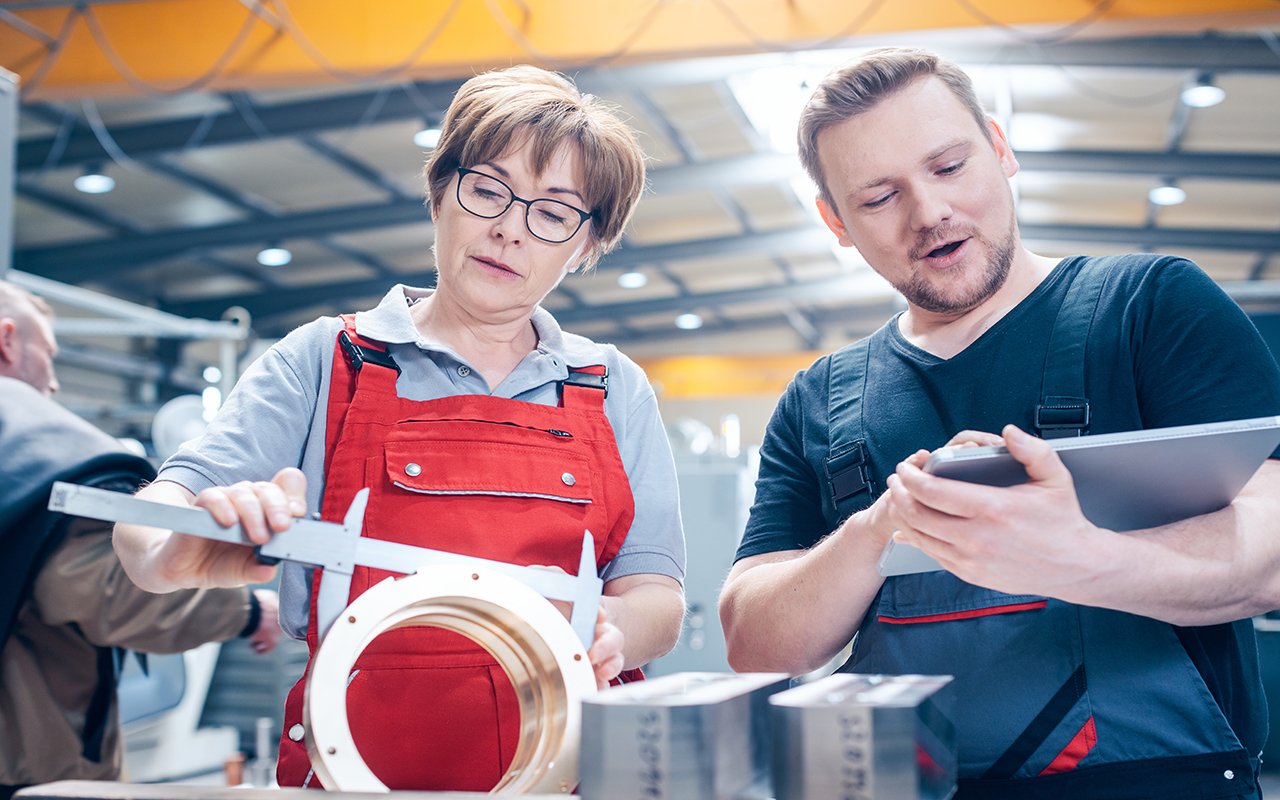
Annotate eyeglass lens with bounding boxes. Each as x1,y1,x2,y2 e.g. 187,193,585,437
458,170,585,243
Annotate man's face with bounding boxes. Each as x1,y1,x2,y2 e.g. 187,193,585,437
0,309,60,396
814,76,1021,319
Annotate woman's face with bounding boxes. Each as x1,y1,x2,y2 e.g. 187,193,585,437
432,140,593,324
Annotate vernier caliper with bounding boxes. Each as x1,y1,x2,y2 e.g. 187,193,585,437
47,482,602,647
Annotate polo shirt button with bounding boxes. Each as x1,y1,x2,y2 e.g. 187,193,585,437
457,365,471,377
561,472,576,486
288,723,305,742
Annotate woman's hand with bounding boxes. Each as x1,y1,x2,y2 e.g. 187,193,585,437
587,602,626,689
120,468,308,592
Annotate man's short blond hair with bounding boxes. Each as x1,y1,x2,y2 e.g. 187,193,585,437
798,47,992,208
424,65,647,269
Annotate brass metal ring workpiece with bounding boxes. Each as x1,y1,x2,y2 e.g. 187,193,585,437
304,566,597,794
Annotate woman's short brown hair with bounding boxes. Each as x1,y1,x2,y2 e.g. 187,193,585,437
424,65,646,269
798,47,991,208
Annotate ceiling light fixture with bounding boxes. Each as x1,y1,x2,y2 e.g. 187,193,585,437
413,125,443,149
1148,183,1187,206
1181,73,1226,109
675,312,703,330
73,163,115,194
257,245,293,267
618,271,648,289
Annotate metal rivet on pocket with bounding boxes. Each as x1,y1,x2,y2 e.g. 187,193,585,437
405,463,422,477
288,723,305,741
561,472,576,486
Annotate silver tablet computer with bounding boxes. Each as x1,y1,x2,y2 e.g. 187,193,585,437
877,415,1280,577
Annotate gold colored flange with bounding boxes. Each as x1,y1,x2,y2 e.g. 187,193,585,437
304,566,597,794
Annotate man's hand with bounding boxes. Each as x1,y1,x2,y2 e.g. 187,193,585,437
887,424,1110,598
247,589,282,654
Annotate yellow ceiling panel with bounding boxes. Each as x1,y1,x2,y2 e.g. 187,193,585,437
3,0,1278,98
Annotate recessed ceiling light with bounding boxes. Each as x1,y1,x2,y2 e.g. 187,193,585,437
618,271,648,289
74,166,115,194
257,246,293,267
1148,184,1187,206
413,126,442,149
1181,75,1226,109
675,313,703,330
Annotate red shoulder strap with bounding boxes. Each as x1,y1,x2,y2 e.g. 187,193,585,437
561,364,607,412
322,315,398,476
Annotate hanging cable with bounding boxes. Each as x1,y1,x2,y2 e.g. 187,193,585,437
39,109,75,172
706,0,890,52
262,0,464,83
18,5,81,97
480,0,668,70
951,0,1117,46
80,98,138,168
227,92,274,141
80,3,263,95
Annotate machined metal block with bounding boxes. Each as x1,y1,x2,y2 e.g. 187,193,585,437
579,671,789,800
769,673,957,800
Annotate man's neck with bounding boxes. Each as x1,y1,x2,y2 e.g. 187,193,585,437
898,251,1060,360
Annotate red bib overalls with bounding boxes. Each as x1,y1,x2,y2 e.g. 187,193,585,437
276,319,637,791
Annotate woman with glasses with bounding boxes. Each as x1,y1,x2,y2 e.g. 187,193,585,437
112,66,686,792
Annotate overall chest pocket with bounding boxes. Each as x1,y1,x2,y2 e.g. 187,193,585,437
384,439,594,504
354,418,601,594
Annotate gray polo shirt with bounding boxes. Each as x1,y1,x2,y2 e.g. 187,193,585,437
159,285,686,638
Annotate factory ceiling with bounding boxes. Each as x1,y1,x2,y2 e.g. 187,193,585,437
3,1,1280,425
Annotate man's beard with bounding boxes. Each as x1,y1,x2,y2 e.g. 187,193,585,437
897,218,1017,315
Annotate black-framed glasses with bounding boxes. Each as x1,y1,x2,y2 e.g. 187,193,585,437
455,167,593,244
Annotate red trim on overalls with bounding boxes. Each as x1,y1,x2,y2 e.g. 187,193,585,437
877,600,1047,625
276,316,638,791
1040,716,1097,775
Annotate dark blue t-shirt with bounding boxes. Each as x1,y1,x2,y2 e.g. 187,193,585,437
737,254,1280,756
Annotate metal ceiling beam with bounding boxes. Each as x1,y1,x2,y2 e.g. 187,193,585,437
17,81,462,171
569,277,1280,347
21,201,1280,287
586,34,1280,94
554,273,884,326
17,34,1280,171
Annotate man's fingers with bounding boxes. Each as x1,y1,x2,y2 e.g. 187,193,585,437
1003,425,1071,485
892,461,990,520
943,429,1004,449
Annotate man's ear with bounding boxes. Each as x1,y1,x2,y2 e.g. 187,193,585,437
987,117,1020,179
0,318,18,366
816,196,855,248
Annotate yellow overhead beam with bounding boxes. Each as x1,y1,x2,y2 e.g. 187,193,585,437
1,0,1277,98
636,353,826,400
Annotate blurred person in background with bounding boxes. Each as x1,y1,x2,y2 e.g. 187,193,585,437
0,280,280,800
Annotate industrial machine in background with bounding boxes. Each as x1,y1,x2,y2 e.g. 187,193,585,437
648,417,758,677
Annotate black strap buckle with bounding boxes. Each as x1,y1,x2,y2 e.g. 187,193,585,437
339,330,401,375
1035,397,1090,438
564,369,608,398
828,440,873,505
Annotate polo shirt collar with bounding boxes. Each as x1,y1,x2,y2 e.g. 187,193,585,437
352,284,605,368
